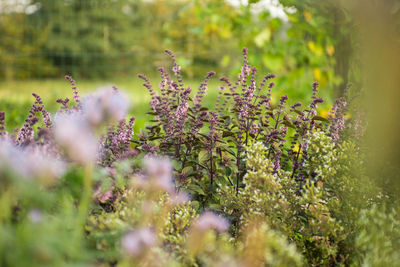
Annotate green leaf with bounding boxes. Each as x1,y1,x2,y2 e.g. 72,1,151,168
182,166,193,176
187,184,206,195
208,204,221,211
262,53,284,72
198,150,209,163
191,201,200,210
312,115,328,122
224,166,232,176
254,28,271,48
283,120,296,129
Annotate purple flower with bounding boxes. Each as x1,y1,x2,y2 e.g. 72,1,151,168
29,209,43,223
56,98,70,112
193,71,215,110
0,139,66,181
265,73,276,80
122,227,156,256
143,156,174,193
273,150,282,172
280,95,288,105
99,116,135,165
82,87,130,126
312,81,319,95
291,102,302,110
0,111,5,135
219,77,231,85
268,82,275,89
53,113,98,165
279,126,288,136
65,75,80,104
169,191,190,205
328,95,348,142
16,93,51,145
193,211,229,232
250,123,260,135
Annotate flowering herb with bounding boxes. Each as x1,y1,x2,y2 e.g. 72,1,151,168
138,48,331,201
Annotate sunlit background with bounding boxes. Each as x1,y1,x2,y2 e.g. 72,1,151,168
0,0,354,128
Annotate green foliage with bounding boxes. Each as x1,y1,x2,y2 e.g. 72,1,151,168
218,140,344,265
216,128,390,266
239,221,303,266
355,205,400,266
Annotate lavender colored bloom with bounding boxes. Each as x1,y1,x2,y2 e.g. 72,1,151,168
164,49,185,91
208,111,218,142
194,71,215,109
279,95,288,105
28,209,43,223
16,93,51,145
143,156,174,193
169,191,190,205
268,82,275,89
0,111,5,135
53,113,98,165
65,75,80,104
250,123,260,135
312,81,319,96
193,211,230,232
99,116,135,165
291,102,302,110
328,93,348,142
0,140,66,180
265,73,276,80
56,98,70,112
219,77,231,85
279,126,288,137
174,87,191,135
82,87,130,126
121,227,156,256
273,150,282,172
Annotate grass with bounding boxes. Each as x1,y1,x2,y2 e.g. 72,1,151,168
0,77,221,132
0,75,334,132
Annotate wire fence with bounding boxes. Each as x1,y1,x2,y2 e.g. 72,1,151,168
0,1,237,80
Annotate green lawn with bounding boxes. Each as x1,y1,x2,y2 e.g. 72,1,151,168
0,76,333,132
0,77,222,132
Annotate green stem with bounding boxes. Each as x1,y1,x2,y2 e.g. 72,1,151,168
77,163,93,235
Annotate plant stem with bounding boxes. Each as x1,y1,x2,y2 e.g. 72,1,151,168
77,163,93,235
291,144,302,179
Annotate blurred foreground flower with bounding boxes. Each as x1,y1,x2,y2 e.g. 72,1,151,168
141,156,175,193
53,113,98,165
0,140,65,182
122,227,156,257
193,211,229,233
28,209,43,223
82,87,129,126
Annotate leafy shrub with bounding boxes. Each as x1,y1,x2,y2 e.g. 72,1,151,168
136,48,339,206
355,205,400,266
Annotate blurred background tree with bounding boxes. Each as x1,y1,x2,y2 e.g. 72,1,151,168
0,0,352,99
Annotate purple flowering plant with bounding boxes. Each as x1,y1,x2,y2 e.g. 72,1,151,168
136,48,348,203
0,49,350,208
